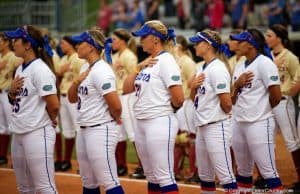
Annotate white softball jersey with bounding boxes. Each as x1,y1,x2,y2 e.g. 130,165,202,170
232,54,280,122
133,52,182,119
193,58,231,127
77,60,116,126
9,58,57,134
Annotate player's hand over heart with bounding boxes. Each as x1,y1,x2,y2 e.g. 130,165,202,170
10,75,25,96
190,73,205,90
138,57,158,70
74,68,91,85
234,71,254,89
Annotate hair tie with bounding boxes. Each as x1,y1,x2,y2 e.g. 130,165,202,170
104,38,112,64
263,44,273,60
167,28,176,45
43,35,53,57
219,43,233,58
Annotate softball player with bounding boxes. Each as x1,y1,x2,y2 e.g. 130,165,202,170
189,29,238,193
231,29,283,193
5,25,59,194
0,33,22,165
172,35,197,181
68,28,124,194
128,20,184,194
111,28,138,176
265,24,300,189
55,36,85,171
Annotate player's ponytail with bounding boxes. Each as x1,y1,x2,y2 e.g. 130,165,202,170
248,28,273,60
88,27,113,64
176,35,193,58
25,25,55,73
269,24,291,49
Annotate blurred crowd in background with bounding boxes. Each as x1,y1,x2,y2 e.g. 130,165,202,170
97,0,300,36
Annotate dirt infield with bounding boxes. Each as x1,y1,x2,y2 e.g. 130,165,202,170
0,133,297,194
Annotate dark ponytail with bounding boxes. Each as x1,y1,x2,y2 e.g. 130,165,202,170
247,28,273,59
25,25,54,73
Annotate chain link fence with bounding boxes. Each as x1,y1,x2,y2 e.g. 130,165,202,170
0,0,86,32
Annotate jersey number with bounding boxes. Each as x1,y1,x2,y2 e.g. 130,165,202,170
77,96,81,110
194,96,199,109
135,84,141,97
12,98,21,113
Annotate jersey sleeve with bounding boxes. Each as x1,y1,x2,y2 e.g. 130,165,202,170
287,54,300,84
259,57,280,87
159,55,182,88
92,67,116,96
33,64,57,97
210,64,231,94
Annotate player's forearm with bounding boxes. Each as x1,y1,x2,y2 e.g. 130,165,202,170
190,89,196,101
231,85,239,105
44,94,60,121
68,82,79,103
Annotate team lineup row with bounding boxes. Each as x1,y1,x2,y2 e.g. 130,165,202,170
0,20,300,194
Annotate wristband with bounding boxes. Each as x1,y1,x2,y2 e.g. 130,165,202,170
73,79,81,85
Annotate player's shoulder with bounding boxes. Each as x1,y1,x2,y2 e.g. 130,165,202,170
158,52,177,67
210,59,227,71
283,49,299,62
32,59,54,74
93,59,114,75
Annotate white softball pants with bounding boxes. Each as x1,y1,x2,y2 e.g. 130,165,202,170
232,117,280,180
59,95,78,138
135,114,178,187
176,99,196,134
11,125,57,194
273,97,300,152
196,119,236,185
76,122,122,191
118,93,136,142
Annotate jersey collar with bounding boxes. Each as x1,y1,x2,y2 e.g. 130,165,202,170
22,58,38,71
244,54,260,68
202,58,217,71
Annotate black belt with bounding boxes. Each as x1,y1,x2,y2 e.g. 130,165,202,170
80,120,114,129
204,118,228,126
61,94,67,97
281,96,286,100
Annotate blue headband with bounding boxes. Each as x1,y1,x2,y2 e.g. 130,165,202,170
189,32,221,49
72,31,113,64
230,31,273,60
4,27,53,57
72,31,103,50
132,24,176,43
189,32,232,56
230,31,260,50
104,38,112,64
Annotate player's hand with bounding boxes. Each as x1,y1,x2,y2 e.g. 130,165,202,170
10,75,25,96
190,73,205,90
0,60,8,71
234,71,254,89
51,118,58,128
60,63,71,74
114,60,123,70
138,57,158,70
74,68,91,85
